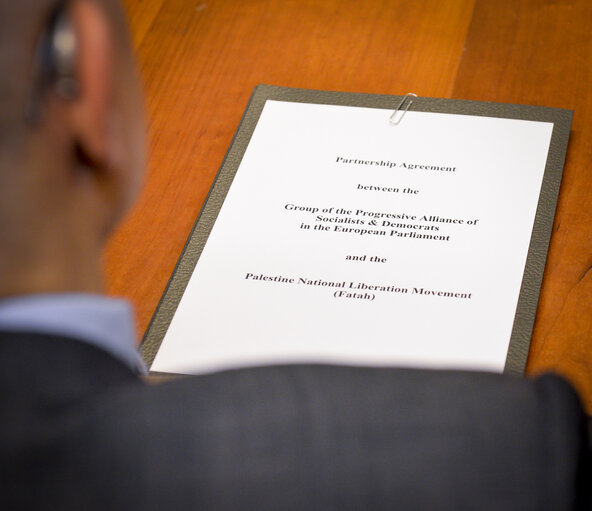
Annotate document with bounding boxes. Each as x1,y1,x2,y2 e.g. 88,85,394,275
144,86,571,375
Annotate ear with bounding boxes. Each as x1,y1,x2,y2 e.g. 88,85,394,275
67,0,114,172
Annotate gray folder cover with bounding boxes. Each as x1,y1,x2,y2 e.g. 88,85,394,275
140,85,572,375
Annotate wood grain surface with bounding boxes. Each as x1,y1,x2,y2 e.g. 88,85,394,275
107,0,592,411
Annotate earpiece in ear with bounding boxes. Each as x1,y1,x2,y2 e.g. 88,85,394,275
51,6,79,100
25,2,78,124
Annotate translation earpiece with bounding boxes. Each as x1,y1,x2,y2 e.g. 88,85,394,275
25,2,79,123
51,5,79,100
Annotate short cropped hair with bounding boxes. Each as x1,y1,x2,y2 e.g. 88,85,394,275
0,2,54,150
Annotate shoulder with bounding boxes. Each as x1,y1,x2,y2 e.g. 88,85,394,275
0,330,140,404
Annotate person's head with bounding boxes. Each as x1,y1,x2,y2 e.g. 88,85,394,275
0,0,145,296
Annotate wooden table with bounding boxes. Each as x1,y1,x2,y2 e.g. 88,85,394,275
110,0,592,412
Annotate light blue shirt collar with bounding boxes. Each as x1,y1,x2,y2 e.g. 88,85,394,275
0,293,147,375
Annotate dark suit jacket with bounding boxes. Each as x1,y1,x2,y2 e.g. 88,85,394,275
0,331,590,510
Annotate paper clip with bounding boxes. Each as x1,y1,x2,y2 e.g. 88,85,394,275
389,93,417,126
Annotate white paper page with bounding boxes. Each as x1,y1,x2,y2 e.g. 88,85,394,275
151,100,553,374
